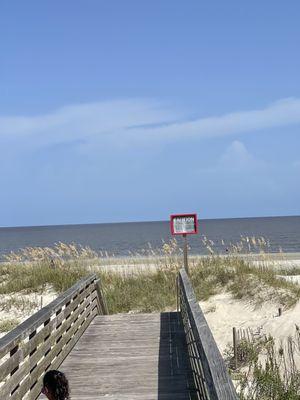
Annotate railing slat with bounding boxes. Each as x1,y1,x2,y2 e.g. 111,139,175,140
0,273,106,400
9,298,98,400
0,290,97,397
0,281,96,383
0,274,97,358
29,304,98,400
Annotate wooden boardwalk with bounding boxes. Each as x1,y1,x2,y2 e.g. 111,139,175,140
47,312,193,400
1,272,237,400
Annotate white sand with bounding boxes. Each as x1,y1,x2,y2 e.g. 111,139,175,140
93,253,300,274
92,262,159,274
251,259,300,269
201,289,300,357
0,288,57,339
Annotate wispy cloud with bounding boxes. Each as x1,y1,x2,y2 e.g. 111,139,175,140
0,99,176,149
1,99,299,226
135,97,300,142
1,97,300,150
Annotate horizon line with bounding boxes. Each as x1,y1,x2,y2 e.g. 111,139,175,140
1,213,299,230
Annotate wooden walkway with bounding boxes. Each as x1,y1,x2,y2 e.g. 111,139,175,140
1,272,237,400
47,312,193,400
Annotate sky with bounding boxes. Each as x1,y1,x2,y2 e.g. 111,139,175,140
0,1,300,227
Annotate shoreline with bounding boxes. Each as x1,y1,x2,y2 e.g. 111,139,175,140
1,251,300,268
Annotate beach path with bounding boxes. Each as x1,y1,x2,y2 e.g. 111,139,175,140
40,312,193,400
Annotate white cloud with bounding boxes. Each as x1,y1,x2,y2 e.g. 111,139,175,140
138,97,300,142
196,140,263,175
0,99,174,142
1,97,300,150
220,140,255,168
193,141,283,201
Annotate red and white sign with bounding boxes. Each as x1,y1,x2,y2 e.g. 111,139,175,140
170,213,198,235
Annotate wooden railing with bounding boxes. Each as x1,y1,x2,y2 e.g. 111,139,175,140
0,274,107,400
177,269,238,400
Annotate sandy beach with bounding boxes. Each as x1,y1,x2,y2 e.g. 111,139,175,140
91,252,300,274
201,291,300,353
0,289,57,340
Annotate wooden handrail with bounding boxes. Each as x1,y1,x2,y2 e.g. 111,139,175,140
0,273,107,400
178,269,238,400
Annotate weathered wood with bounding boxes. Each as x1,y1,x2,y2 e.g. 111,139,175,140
29,305,98,400
8,297,98,400
180,294,207,398
0,269,239,400
0,274,97,358
37,312,192,400
0,282,96,383
95,279,109,315
233,327,238,370
0,274,103,400
178,269,238,400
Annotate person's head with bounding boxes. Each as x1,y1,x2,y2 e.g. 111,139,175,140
42,370,70,400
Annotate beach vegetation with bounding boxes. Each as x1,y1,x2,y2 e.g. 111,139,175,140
0,318,19,333
1,240,300,396
1,239,300,313
0,296,39,313
226,330,300,399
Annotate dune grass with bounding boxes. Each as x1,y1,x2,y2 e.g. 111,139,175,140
1,241,300,314
101,269,178,313
0,296,39,313
0,262,87,295
225,331,300,400
0,318,19,333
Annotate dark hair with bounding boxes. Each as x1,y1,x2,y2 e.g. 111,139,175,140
43,370,70,400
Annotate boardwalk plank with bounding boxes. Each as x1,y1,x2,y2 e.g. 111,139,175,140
39,312,193,400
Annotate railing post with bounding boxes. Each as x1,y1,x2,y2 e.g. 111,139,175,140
176,276,179,312
233,327,238,369
95,279,109,315
183,234,189,275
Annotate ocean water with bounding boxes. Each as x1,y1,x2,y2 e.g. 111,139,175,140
0,215,299,259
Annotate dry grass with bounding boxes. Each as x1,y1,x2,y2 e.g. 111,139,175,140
0,296,39,313
227,330,300,399
0,318,19,333
1,239,300,314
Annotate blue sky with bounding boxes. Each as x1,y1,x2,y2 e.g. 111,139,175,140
0,1,300,226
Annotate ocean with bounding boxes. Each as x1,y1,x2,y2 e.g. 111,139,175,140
0,215,299,259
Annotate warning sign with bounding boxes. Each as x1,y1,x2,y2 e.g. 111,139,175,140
170,214,198,235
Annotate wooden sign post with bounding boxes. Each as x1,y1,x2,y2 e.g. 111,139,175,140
170,213,198,274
